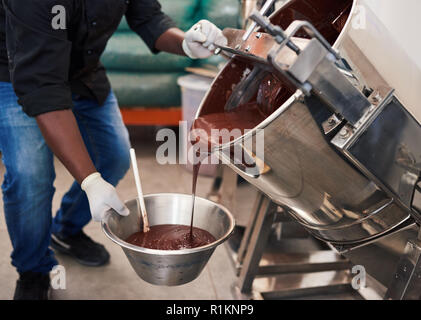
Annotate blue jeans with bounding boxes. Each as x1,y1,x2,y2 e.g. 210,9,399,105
0,82,131,274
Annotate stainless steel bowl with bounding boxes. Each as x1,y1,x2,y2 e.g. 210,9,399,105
101,193,235,286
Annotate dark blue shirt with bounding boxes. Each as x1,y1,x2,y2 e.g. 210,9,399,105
0,0,176,116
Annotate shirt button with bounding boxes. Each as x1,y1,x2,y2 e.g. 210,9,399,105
91,21,97,27
125,0,130,4
87,50,93,55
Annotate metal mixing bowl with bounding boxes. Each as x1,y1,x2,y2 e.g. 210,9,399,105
101,193,235,286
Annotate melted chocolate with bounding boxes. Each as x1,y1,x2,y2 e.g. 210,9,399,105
126,224,216,250
191,103,266,149
127,1,354,252
190,161,202,237
270,0,352,45
128,74,286,252
190,73,287,151
168,0,352,253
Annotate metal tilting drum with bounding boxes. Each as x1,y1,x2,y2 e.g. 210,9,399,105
196,0,421,248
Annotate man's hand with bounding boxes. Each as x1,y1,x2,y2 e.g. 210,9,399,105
81,172,129,222
183,20,228,59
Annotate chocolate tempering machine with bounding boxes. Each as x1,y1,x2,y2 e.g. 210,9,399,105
196,0,421,299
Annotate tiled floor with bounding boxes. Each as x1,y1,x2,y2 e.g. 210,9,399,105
0,127,248,300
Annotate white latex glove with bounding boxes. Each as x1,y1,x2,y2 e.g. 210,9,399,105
183,20,228,59
81,172,129,222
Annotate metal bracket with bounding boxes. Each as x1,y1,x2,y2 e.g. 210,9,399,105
331,89,421,225
385,238,421,300
251,16,372,127
322,114,344,135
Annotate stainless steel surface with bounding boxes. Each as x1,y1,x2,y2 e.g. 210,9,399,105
217,28,276,62
292,40,371,126
218,28,309,113
343,224,421,292
216,29,309,65
256,9,421,208
219,93,411,244
102,193,235,286
250,9,302,54
332,95,421,224
224,67,269,112
259,283,362,300
243,0,277,41
241,0,259,29
322,114,343,135
196,0,421,298
196,0,416,246
257,259,351,276
237,195,277,292
385,238,421,300
230,191,357,298
258,16,371,125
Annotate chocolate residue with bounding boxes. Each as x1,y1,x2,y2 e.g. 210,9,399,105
128,47,295,252
126,225,216,250
190,73,288,151
191,102,267,148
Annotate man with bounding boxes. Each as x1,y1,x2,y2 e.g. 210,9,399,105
0,0,227,300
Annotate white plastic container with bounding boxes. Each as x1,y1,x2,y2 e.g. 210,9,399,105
177,74,218,176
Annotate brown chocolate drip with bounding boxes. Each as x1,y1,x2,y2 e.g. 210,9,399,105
190,160,202,238
127,1,354,252
191,103,267,150
191,73,288,152
129,64,293,251
126,225,216,250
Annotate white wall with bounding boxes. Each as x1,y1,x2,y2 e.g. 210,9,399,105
363,0,421,70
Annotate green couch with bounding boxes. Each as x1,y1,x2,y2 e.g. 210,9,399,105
101,0,240,110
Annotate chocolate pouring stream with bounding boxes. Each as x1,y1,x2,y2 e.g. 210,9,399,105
126,72,284,250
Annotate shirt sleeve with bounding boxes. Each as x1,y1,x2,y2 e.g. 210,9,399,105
4,0,73,117
125,0,177,54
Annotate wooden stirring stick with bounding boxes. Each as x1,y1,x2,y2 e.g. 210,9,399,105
130,148,150,233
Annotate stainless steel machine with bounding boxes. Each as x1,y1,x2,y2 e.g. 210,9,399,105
196,0,421,299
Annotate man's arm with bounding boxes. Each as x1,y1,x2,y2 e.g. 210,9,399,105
36,110,96,184
125,0,177,54
154,27,185,56
126,0,226,59
4,0,128,220
4,0,95,183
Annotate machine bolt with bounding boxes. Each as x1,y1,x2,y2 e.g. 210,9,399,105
328,118,336,126
340,128,350,138
372,92,382,103
245,45,251,52
235,44,241,50
256,32,262,39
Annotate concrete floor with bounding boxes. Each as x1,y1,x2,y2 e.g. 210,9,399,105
0,127,247,300
0,125,388,300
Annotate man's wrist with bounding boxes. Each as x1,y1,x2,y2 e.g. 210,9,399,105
81,172,101,190
182,39,197,59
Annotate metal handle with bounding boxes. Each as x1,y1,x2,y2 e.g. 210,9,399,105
249,10,301,54
219,146,261,179
242,0,276,41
